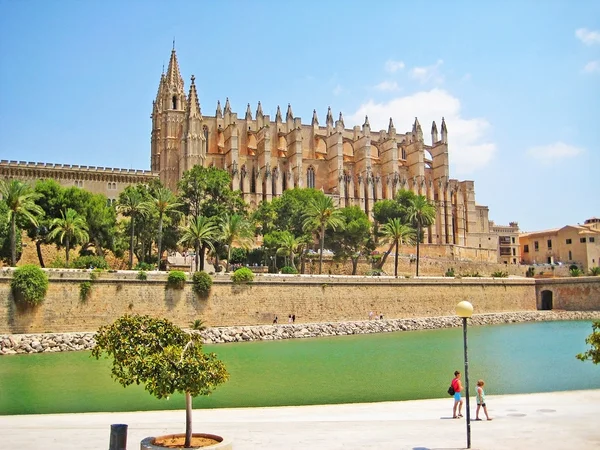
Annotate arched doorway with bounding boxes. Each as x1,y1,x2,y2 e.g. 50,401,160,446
541,290,553,310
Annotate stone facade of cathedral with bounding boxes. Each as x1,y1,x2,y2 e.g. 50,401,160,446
152,49,507,253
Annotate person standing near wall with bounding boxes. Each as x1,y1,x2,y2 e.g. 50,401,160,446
452,370,463,419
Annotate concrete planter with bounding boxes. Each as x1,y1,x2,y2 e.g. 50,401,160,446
140,433,232,449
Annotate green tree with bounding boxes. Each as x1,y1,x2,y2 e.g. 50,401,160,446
302,196,344,274
116,187,150,269
325,206,372,275
148,186,182,269
406,195,436,277
219,214,254,272
0,179,44,266
0,201,21,264
47,208,89,265
92,314,229,448
380,218,416,277
577,321,600,365
273,188,327,237
276,231,303,270
178,216,217,272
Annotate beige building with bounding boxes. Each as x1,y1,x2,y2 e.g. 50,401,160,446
0,47,516,264
490,221,521,265
519,218,600,272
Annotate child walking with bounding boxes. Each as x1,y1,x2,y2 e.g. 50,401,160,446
475,379,492,421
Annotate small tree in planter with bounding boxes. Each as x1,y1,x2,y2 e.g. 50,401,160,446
92,314,229,448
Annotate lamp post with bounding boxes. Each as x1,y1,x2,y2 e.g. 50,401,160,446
456,300,473,449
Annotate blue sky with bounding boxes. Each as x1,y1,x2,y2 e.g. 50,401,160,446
0,0,598,231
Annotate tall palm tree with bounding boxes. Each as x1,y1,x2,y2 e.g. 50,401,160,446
48,208,89,266
116,189,149,269
380,218,416,277
277,232,302,270
406,195,436,277
178,216,217,272
219,214,254,272
302,196,344,274
0,179,44,266
148,187,182,270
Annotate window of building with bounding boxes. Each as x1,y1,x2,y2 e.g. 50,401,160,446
512,237,515,244
512,248,516,256
306,166,315,189
534,241,539,251
74,180,83,188
590,237,596,243
547,239,552,249
172,96,177,110
499,236,511,245
580,237,586,243
401,148,406,160
568,250,572,260
500,247,511,256
566,238,572,244
524,244,529,253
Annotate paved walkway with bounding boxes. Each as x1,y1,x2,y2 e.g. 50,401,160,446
1,390,599,449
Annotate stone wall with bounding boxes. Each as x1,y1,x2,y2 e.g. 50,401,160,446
0,269,538,334
535,277,600,310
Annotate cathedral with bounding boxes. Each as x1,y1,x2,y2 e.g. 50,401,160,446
152,48,502,252
0,47,520,264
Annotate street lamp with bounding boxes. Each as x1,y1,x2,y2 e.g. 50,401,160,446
456,300,473,449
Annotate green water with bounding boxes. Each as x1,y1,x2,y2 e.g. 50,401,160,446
1,321,599,415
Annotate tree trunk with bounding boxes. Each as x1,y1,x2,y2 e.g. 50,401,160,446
129,217,135,269
10,215,16,266
319,225,325,274
300,252,306,274
65,236,70,266
36,240,45,268
416,224,421,277
376,242,395,270
290,251,296,270
185,391,193,448
394,240,399,277
157,215,163,271
199,243,206,271
194,242,200,272
94,238,104,258
226,244,231,272
351,256,358,275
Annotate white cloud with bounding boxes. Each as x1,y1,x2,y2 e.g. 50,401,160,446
333,84,343,96
374,81,400,92
526,142,585,165
583,60,600,73
411,59,444,84
346,89,496,175
575,28,600,45
385,59,405,73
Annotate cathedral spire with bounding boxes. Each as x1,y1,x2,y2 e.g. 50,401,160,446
312,109,319,126
441,117,448,143
286,103,294,121
224,97,231,114
363,115,370,127
245,103,252,120
275,105,282,122
186,75,201,118
431,120,438,143
216,100,223,118
326,107,334,126
388,117,395,134
413,117,423,141
256,101,263,118
338,112,345,128
165,47,184,90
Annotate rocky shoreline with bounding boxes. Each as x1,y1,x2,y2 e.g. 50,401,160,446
1,310,599,355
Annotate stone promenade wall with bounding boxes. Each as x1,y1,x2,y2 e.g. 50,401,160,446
0,269,539,334
535,277,600,310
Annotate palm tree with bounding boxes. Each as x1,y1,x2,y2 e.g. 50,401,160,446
219,214,254,272
148,186,182,270
406,195,436,277
178,216,217,272
48,208,89,265
277,232,302,270
116,189,149,269
380,219,416,277
302,196,344,274
0,180,44,266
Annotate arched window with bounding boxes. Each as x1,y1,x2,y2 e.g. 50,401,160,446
401,148,407,160
282,170,287,191
172,96,178,110
251,167,256,193
307,166,315,189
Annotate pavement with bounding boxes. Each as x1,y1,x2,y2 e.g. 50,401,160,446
1,390,599,450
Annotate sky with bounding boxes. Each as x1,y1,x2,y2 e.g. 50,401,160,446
0,0,598,232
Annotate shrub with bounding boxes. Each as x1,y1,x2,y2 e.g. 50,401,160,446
589,267,600,276
569,264,579,271
80,281,93,301
491,270,509,278
167,270,187,289
48,257,68,268
190,318,207,331
232,267,254,283
137,270,147,281
445,268,455,277
71,255,109,270
135,262,154,271
280,266,298,274
192,271,212,297
570,268,583,277
526,267,535,278
11,265,49,306
365,269,384,276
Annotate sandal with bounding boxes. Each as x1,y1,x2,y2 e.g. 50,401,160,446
458,414,463,418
